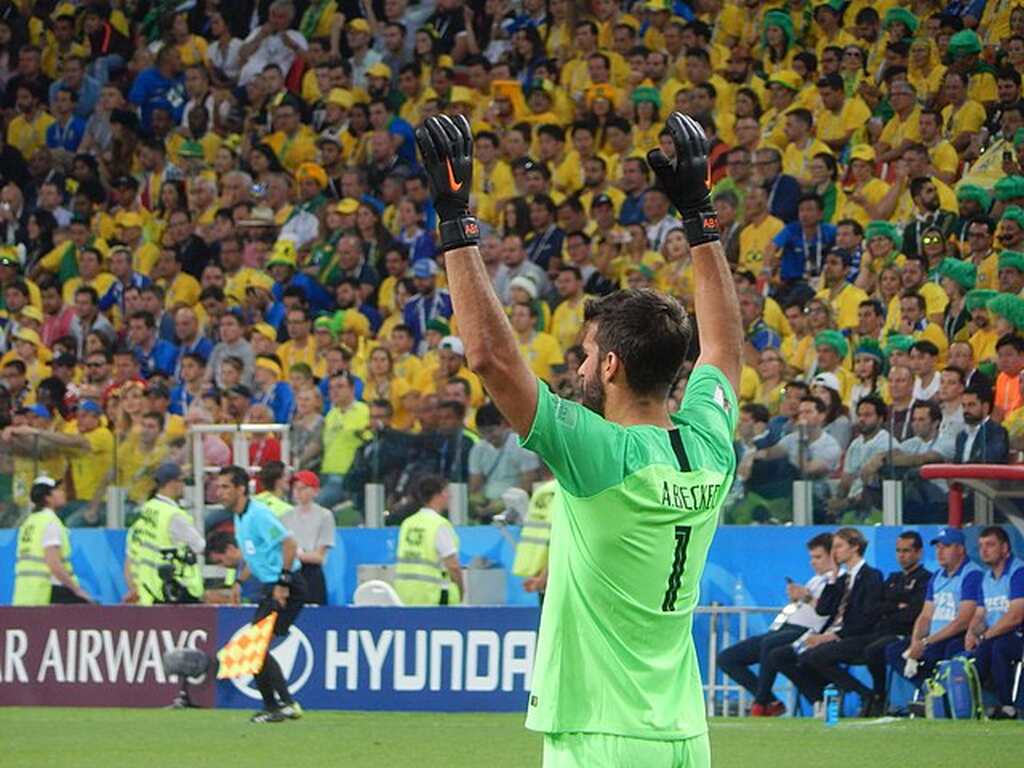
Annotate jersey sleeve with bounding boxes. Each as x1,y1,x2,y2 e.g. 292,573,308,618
520,377,627,497
926,575,935,601
962,569,983,603
40,521,63,549
259,506,292,546
1010,567,1024,600
673,364,739,449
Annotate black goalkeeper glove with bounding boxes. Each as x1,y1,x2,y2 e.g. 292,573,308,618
646,112,720,247
415,114,480,253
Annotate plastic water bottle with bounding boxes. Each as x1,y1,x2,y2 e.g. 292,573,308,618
823,684,840,726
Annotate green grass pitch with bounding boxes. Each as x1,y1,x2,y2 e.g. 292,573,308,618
2,709,1022,767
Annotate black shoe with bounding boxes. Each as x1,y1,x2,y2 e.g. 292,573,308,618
250,710,287,723
988,705,1017,720
858,694,882,718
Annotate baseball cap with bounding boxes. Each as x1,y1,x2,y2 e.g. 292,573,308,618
367,62,391,80
812,372,841,392
77,400,102,414
440,336,465,356
111,175,139,189
335,198,360,215
347,17,371,32
930,528,966,546
292,470,320,489
817,73,844,91
28,404,51,419
153,463,182,486
412,259,440,278
32,475,59,489
591,193,613,210
53,352,77,368
849,145,876,164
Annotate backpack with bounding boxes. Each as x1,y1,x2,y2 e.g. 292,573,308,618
925,655,984,720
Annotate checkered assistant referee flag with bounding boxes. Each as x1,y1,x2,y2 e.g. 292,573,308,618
216,613,277,679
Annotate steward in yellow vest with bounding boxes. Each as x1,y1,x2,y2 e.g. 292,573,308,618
394,475,464,606
13,476,91,605
124,463,205,605
512,479,559,595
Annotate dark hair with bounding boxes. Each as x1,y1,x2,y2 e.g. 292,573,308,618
807,532,833,552
979,525,1011,546
898,531,924,550
835,527,868,556
798,192,824,210
206,530,237,555
859,298,885,317
475,401,506,429
582,290,692,397
413,473,447,506
218,465,250,489
857,394,888,419
912,400,942,424
258,460,287,489
438,399,466,420
964,380,995,408
996,333,1024,353
836,218,864,236
30,481,57,508
788,107,813,129
800,395,827,414
741,403,771,424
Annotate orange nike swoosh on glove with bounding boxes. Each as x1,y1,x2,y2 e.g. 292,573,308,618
445,158,463,191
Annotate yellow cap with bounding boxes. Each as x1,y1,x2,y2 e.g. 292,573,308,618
13,327,41,346
326,88,353,109
437,54,455,70
266,240,298,269
768,70,802,92
336,198,360,215
367,62,392,80
251,322,277,341
347,18,371,33
448,85,475,105
341,311,371,337
849,144,876,163
20,306,42,323
295,162,328,189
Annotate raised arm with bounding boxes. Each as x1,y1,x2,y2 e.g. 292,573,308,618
647,113,742,393
415,115,537,436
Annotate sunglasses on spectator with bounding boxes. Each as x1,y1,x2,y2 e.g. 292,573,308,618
921,235,942,246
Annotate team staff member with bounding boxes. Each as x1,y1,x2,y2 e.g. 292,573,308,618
13,476,92,605
124,463,205,605
512,474,558,604
281,471,334,606
965,526,1024,719
216,465,305,724
394,474,464,606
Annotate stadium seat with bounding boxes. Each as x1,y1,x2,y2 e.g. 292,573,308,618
353,580,403,606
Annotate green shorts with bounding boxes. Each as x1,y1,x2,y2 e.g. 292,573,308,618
542,731,710,768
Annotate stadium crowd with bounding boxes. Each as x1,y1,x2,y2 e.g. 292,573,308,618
0,0,1023,528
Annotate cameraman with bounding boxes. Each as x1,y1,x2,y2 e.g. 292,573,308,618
124,463,205,605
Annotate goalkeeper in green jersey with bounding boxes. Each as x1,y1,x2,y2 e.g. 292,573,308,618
416,112,743,768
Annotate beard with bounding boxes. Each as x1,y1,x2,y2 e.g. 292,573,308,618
580,373,606,416
963,412,982,426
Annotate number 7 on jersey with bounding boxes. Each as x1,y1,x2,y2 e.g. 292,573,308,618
661,525,692,612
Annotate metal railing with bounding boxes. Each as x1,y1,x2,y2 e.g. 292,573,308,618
699,604,794,717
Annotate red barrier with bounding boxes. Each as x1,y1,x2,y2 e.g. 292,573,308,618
0,606,218,707
919,464,1024,528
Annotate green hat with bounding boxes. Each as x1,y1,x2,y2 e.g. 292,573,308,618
966,288,1000,312
762,10,795,47
999,250,1024,272
883,7,919,34
1002,205,1024,229
815,329,848,358
995,176,1024,202
987,293,1024,330
813,0,844,14
948,29,982,58
426,318,451,335
938,258,977,291
178,140,204,159
1015,128,1024,147
884,334,915,354
626,263,655,280
632,86,661,107
854,337,887,365
313,315,337,338
864,220,902,249
956,183,991,211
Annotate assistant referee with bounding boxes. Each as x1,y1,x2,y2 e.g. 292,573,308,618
216,465,305,724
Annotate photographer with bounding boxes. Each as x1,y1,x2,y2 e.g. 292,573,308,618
124,463,205,605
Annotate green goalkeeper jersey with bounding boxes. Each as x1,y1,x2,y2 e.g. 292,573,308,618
522,364,738,740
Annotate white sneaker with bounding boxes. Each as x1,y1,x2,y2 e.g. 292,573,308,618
278,702,303,720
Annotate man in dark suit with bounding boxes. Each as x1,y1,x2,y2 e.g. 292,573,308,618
770,528,884,707
955,382,1009,464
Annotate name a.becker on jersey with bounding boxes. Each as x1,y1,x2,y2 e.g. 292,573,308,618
661,481,723,512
